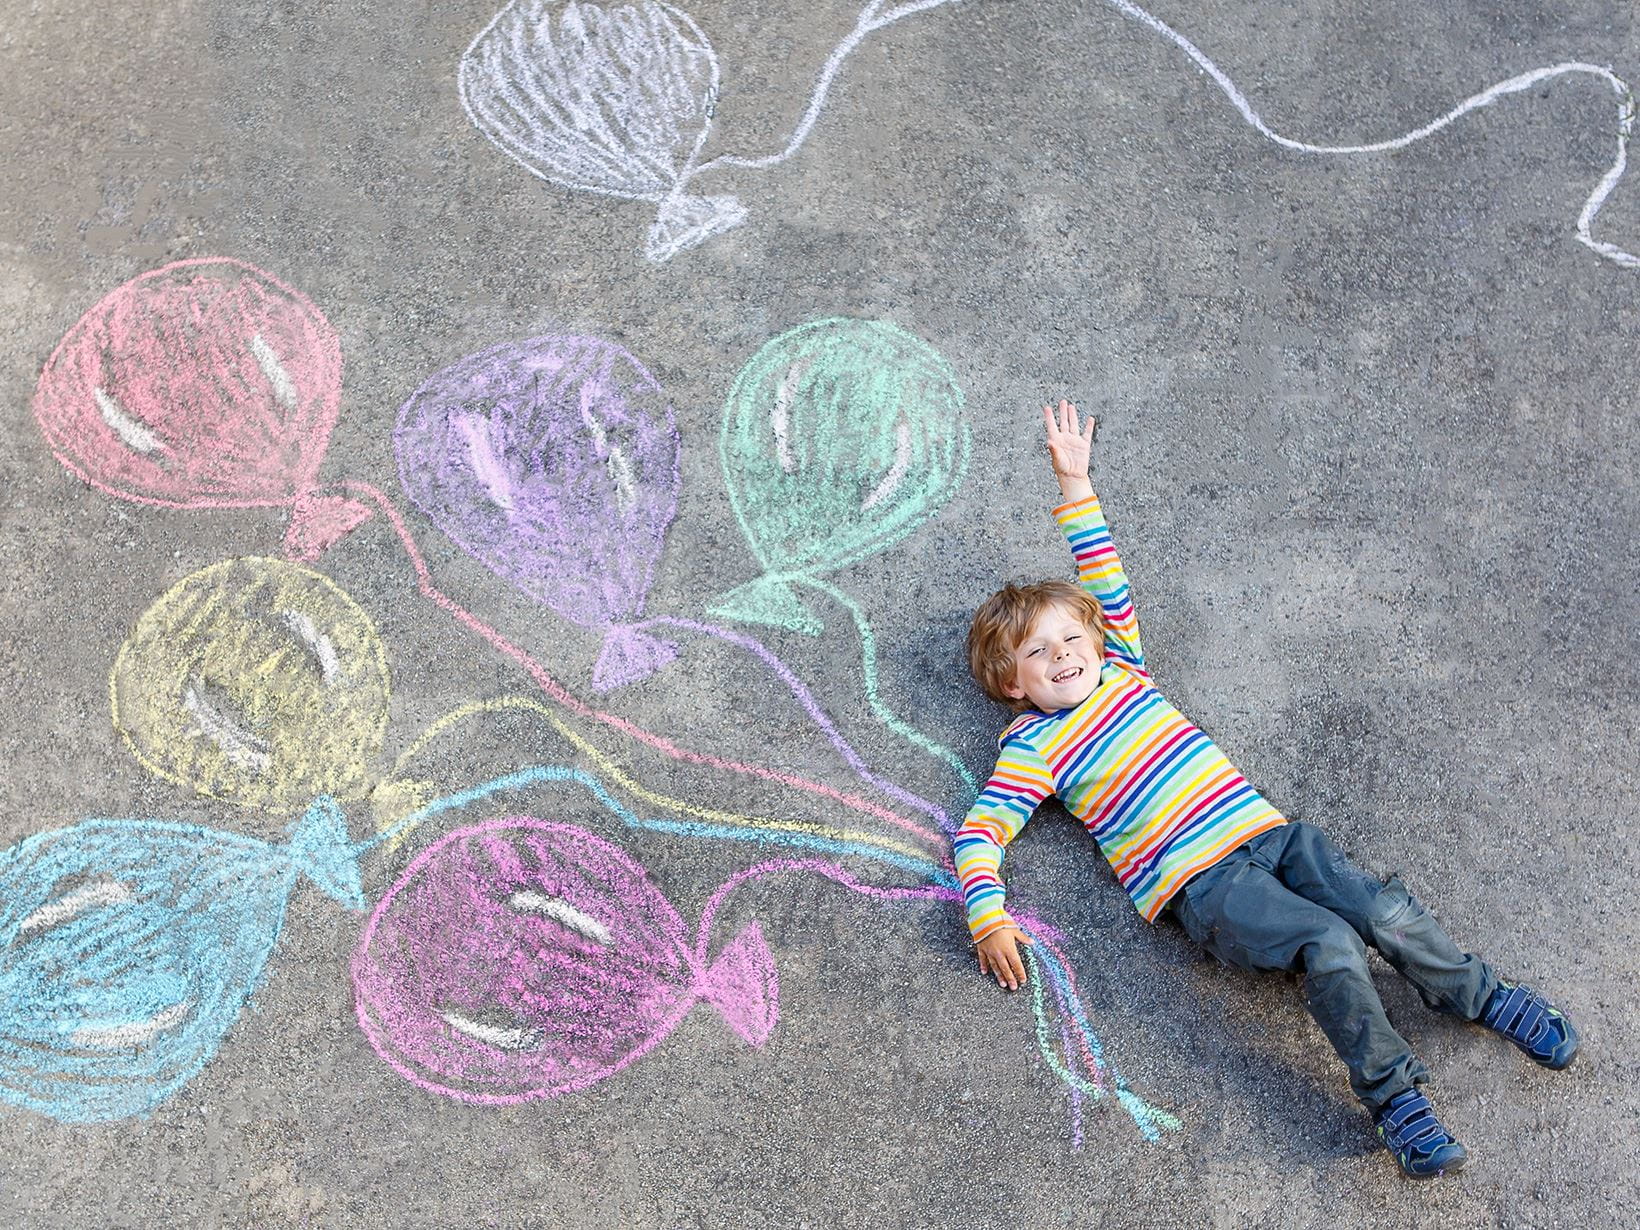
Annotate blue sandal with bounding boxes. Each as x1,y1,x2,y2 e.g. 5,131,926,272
1481,981,1580,1070
1375,1088,1468,1179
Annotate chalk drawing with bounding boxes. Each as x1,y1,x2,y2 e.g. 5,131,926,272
366,756,1174,1139
339,477,956,846
390,698,951,870
1100,1,1638,268
462,0,1636,265
458,0,959,260
110,557,391,814
782,578,979,793
34,265,964,896
639,616,973,830
392,327,973,813
712,318,970,634
26,263,1175,1139
31,258,375,557
352,818,777,1103
705,322,982,809
354,771,1173,1138
0,797,364,1124
394,336,682,693
370,452,977,859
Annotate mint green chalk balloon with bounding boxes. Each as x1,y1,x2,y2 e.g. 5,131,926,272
711,319,969,634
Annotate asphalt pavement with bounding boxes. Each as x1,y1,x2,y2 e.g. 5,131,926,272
2,1,1637,1226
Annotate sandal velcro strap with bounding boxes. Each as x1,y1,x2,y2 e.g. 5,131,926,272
1376,1089,1467,1179
1378,1091,1441,1146
1482,981,1579,1069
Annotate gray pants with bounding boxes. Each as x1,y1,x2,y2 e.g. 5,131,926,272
1168,822,1497,1113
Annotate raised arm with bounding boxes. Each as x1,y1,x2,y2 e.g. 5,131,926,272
953,735,1054,987
1043,401,1145,674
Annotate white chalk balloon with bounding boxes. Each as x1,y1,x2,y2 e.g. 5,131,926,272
459,0,746,261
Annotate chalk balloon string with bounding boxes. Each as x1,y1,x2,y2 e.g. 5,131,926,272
1097,0,1637,269
690,855,1178,1142
382,705,950,874
461,0,1637,265
361,764,1176,1140
322,478,950,852
639,615,966,837
787,576,980,796
686,0,961,179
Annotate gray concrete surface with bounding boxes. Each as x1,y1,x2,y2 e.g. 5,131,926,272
3,1,1639,1226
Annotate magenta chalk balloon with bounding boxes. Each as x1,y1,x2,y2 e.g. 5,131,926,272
351,818,777,1104
393,336,682,690
33,258,343,510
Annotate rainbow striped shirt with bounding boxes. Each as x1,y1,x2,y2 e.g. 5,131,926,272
956,496,1286,936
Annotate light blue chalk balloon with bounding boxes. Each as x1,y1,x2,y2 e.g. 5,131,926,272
0,797,364,1123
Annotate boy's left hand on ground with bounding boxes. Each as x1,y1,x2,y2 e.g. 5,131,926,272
975,924,1035,991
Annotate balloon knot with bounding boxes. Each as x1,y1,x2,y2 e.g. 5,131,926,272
591,624,679,692
284,492,373,563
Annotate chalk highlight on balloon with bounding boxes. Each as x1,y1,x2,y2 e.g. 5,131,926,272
458,0,959,260
712,318,971,636
0,797,365,1123
111,557,392,814
394,335,682,694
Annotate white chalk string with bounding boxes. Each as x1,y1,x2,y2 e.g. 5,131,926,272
1098,0,1637,268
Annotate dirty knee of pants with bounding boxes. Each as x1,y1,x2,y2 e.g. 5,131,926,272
1363,876,1419,947
1298,924,1371,990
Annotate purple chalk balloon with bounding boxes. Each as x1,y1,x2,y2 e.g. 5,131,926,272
394,336,681,689
350,818,778,1104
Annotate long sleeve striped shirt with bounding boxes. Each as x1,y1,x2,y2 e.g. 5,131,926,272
956,496,1287,937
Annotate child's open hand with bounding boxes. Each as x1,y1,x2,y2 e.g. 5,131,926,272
1043,400,1096,502
975,924,1035,991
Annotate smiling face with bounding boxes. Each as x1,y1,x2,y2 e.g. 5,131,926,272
1003,601,1103,712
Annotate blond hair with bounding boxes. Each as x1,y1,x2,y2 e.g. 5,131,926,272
967,581,1105,711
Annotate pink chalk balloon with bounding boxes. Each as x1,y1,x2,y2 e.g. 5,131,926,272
351,818,777,1105
33,258,344,512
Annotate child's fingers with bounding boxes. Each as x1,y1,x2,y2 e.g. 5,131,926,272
1005,950,1026,989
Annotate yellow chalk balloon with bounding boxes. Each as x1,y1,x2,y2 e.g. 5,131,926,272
111,557,390,812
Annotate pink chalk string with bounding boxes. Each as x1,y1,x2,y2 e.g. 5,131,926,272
1059,1013,1086,1151
329,479,950,848
643,616,956,846
692,856,958,968
1034,935,1111,1096
688,859,1136,1128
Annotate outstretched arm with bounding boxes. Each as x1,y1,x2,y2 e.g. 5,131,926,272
1043,401,1145,673
954,737,1054,989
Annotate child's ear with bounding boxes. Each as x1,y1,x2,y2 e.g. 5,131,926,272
1002,675,1025,701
